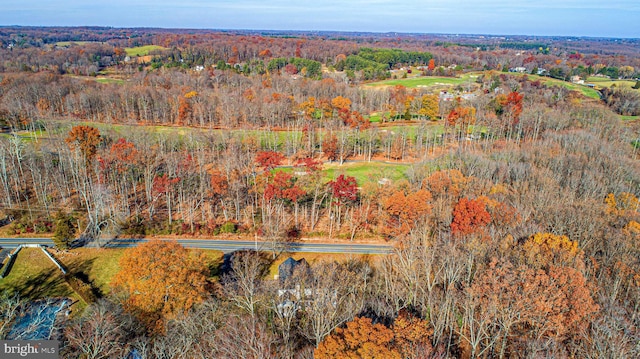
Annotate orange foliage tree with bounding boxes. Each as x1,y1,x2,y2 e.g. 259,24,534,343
381,188,432,238
470,258,598,353
315,313,433,359
315,316,400,359
111,240,209,332
425,169,468,198
392,310,434,358
451,197,491,236
331,95,352,112
65,125,102,167
446,106,476,128
428,58,436,71
108,138,139,174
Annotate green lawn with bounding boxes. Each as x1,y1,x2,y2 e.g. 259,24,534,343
0,246,224,302
620,115,640,121
323,161,411,184
125,45,166,57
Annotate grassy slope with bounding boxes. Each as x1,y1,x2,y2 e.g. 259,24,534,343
0,248,76,299
125,45,166,57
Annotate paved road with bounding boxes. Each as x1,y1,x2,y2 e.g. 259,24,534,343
0,238,393,255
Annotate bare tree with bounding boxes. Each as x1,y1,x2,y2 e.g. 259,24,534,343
63,299,142,359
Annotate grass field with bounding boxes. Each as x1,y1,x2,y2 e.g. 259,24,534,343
368,71,601,100
620,115,640,121
125,45,166,57
95,77,125,85
586,77,637,89
522,74,601,100
367,73,479,89
323,161,411,184
55,41,101,47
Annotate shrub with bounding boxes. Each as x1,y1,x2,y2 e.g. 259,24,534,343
220,221,237,234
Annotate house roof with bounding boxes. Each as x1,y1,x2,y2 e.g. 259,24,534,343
278,257,308,281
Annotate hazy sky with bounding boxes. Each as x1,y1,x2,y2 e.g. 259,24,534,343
2,0,638,38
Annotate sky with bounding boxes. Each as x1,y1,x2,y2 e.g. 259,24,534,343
2,0,638,38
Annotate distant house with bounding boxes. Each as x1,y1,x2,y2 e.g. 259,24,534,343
439,91,455,102
509,67,527,73
570,75,584,84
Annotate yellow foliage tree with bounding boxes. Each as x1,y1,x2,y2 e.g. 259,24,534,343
605,192,639,217
418,94,439,121
521,233,584,270
331,95,352,111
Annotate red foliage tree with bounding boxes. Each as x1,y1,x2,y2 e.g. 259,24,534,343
255,150,285,172
264,171,305,203
109,138,139,173
322,134,339,162
329,174,358,205
294,157,323,172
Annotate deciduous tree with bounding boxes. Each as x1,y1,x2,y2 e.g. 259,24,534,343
65,125,101,167
315,316,401,359
451,197,491,236
111,240,209,332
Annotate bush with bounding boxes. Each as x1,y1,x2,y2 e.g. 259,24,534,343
220,221,237,234
52,212,76,250
119,216,146,237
